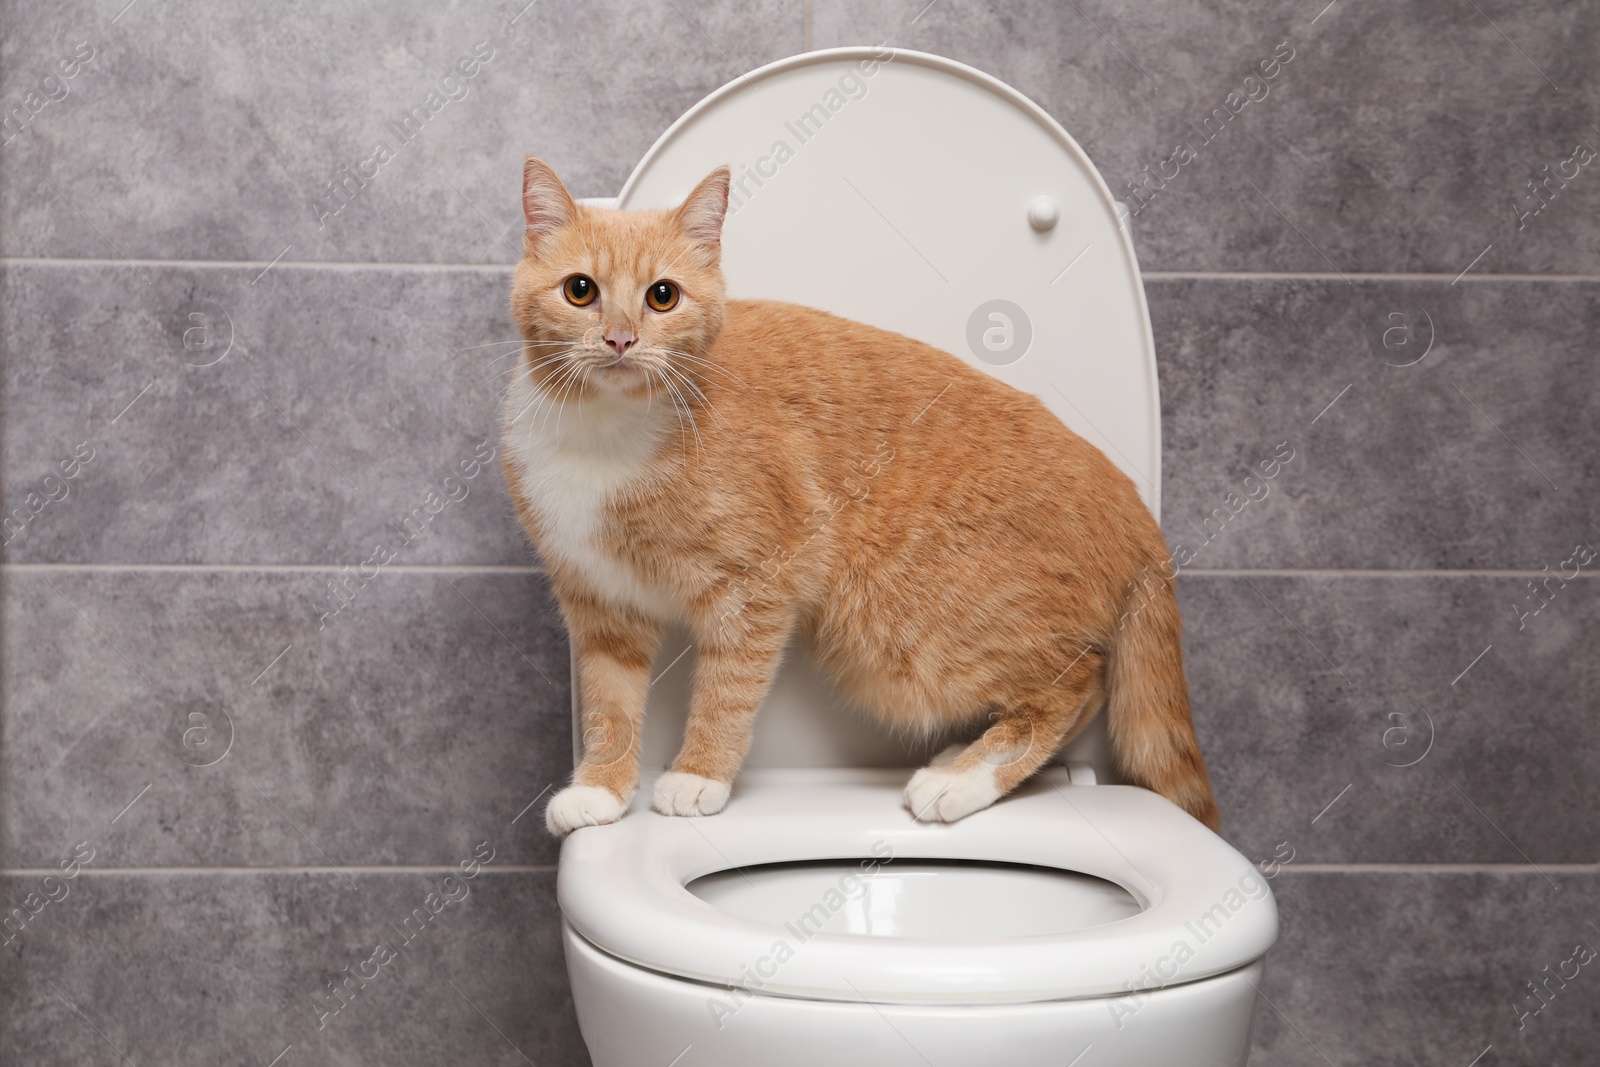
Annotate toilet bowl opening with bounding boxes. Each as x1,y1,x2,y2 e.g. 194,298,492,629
688,859,1142,939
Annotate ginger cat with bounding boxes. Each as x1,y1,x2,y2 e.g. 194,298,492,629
502,158,1221,836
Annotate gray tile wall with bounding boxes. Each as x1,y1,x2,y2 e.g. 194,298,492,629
2,1,1594,1065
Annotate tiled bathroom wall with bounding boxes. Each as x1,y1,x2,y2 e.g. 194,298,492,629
2,1,1595,1064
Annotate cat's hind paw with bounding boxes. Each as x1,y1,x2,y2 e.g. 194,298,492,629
904,763,1002,823
652,771,732,817
546,784,629,836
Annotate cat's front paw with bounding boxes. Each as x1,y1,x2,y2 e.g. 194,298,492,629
546,784,630,835
904,763,1001,823
652,772,732,817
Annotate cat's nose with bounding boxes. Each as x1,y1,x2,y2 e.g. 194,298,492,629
603,329,636,356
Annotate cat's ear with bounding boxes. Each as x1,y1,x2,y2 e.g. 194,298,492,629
672,166,730,257
522,156,578,254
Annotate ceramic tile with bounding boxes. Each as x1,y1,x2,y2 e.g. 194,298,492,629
1,263,530,565
0,869,587,1067
1153,278,1599,570
1,569,572,868
0,0,804,263
1251,871,1600,1067
1180,573,1600,865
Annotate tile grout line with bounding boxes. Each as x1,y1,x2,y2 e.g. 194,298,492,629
4,257,1600,283
1273,863,1600,874
1176,568,1600,579
1144,270,1600,283
1,563,546,574
0,256,519,273
3,564,1592,579
0,862,1590,877
0,864,559,876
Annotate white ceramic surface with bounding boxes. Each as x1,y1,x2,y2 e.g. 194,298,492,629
559,768,1277,1004
567,926,1266,1067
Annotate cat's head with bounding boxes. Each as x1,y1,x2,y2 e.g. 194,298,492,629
510,157,729,400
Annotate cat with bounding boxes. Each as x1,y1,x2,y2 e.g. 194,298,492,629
500,157,1221,836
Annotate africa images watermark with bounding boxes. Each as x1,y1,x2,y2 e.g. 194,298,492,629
724,43,896,218
1511,538,1595,631
1,441,96,547
1108,866,1273,1030
309,840,496,1030
1512,936,1595,1030
310,40,496,229
705,839,895,1029
0,840,97,946
713,437,895,637
1113,440,1296,634
1511,140,1595,230
310,439,497,628
0,40,97,147
1116,40,1297,224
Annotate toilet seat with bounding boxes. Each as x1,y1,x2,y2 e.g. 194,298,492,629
559,769,1277,1005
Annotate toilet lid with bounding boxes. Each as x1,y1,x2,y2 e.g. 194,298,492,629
558,770,1278,1004
615,46,1161,513
608,48,1165,780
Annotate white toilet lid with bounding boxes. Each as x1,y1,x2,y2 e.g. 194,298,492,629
608,48,1166,781
616,47,1161,513
558,770,1278,1004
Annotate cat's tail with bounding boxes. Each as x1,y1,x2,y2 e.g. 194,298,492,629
1104,572,1221,831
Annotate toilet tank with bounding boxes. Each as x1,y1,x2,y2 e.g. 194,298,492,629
578,48,1162,783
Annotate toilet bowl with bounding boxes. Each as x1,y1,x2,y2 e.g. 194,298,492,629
553,47,1278,1066
563,769,1275,1065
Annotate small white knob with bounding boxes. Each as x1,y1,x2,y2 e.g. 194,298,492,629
1028,195,1059,231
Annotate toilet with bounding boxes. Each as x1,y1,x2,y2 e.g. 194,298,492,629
555,47,1277,1066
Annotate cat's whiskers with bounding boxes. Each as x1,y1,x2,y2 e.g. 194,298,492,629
509,354,586,424
526,359,587,428
553,359,591,436
519,367,568,427
626,347,714,449
494,366,536,408
652,364,705,459
496,350,584,401
646,365,692,455
481,339,585,372
494,359,570,409
494,349,574,380
463,339,573,374
488,363,528,387
507,383,546,425
653,355,719,412
656,347,747,391
654,360,722,427
514,348,585,375
546,357,596,430
455,338,539,353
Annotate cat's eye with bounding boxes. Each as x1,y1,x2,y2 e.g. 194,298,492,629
645,280,680,312
563,275,597,307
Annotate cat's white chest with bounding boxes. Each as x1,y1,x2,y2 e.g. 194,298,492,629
503,379,681,619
